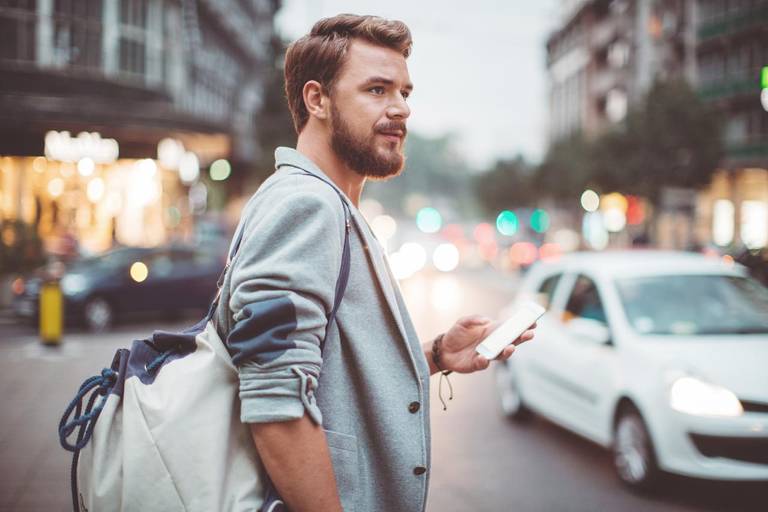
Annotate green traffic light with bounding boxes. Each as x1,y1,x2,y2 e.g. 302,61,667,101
762,66,768,89
496,210,518,236
530,209,550,233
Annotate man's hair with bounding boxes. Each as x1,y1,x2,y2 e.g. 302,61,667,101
284,14,412,134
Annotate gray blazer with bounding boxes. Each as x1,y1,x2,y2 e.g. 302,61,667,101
215,147,432,512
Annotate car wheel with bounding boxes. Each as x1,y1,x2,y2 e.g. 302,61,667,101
613,407,661,491
494,360,532,421
84,297,113,332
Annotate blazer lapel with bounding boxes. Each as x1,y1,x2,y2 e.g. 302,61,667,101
274,147,412,347
347,210,412,347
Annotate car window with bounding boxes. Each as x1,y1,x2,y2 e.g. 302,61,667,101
143,250,174,278
565,275,608,325
616,274,768,335
536,273,562,308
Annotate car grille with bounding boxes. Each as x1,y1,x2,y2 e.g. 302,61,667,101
689,434,768,465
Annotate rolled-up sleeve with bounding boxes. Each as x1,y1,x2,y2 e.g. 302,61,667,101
226,180,344,425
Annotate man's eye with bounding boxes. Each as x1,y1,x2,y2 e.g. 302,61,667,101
401,91,410,100
370,86,385,95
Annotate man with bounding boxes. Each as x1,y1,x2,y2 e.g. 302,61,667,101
215,14,535,512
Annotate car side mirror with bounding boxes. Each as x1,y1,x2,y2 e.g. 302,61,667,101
566,317,611,345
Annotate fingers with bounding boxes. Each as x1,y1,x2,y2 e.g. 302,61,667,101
495,344,516,360
458,314,492,328
514,328,536,346
474,354,491,371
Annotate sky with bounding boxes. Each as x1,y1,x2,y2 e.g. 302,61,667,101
275,0,560,171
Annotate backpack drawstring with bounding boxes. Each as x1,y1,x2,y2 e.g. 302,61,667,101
58,368,117,512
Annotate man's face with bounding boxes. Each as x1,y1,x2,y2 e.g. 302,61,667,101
328,40,412,179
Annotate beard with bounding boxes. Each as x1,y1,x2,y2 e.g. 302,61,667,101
330,104,406,180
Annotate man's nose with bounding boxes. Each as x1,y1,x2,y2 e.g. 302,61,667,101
386,93,410,120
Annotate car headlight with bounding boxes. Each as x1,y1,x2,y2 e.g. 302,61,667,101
60,274,88,296
669,376,743,417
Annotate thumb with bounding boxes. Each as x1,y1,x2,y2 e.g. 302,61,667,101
458,315,493,328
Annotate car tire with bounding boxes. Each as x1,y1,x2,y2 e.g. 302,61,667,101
494,360,532,422
84,297,113,332
612,407,661,491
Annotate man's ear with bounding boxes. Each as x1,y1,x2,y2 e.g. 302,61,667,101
303,80,329,121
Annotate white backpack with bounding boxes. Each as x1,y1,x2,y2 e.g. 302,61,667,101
58,171,352,511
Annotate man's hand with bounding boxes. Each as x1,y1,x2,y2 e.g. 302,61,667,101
429,315,536,374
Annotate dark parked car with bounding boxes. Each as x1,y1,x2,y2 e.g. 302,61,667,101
11,245,225,331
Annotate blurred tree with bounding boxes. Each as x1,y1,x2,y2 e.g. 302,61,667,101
474,156,536,217
532,132,594,200
614,79,723,204
529,79,722,206
365,132,477,217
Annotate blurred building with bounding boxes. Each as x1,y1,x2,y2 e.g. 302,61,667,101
694,0,768,253
0,0,279,256
546,0,695,143
546,0,767,252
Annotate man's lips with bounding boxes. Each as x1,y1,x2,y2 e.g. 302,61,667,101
377,130,405,141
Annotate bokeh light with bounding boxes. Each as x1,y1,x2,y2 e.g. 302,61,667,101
179,152,200,184
399,242,427,273
77,157,95,177
210,159,231,181
433,243,460,272
416,207,442,233
130,262,149,283
48,178,64,198
496,210,518,236
371,214,397,242
539,243,562,262
530,209,550,233
87,178,105,203
509,242,537,266
580,190,600,212
473,223,495,244
157,138,185,169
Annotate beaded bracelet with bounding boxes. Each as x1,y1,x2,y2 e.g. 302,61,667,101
431,334,454,410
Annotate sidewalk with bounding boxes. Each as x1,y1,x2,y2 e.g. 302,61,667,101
0,320,190,511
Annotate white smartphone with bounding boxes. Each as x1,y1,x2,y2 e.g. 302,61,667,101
475,301,545,360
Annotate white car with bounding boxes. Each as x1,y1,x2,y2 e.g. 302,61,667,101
495,251,768,490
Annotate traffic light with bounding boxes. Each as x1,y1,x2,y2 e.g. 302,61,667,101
530,209,550,234
496,210,518,236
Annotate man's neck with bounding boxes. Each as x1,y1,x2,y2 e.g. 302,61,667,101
296,134,366,207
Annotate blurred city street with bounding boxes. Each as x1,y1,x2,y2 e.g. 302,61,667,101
0,268,764,512
1,0,767,511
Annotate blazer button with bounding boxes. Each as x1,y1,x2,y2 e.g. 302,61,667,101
408,401,420,413
413,466,427,476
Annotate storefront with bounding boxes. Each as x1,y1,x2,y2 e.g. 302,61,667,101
0,130,229,258
696,168,768,251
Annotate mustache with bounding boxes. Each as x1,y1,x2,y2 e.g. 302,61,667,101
375,121,407,136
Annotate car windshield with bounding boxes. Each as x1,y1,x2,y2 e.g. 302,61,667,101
616,274,768,335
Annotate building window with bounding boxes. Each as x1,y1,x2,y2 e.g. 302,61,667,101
725,113,748,144
0,0,37,63
119,0,148,77
53,0,103,70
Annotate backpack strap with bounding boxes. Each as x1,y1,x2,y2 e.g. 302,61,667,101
209,166,352,353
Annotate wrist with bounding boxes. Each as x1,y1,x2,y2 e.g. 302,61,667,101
430,334,453,376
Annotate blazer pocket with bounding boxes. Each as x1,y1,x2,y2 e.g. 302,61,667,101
324,429,358,512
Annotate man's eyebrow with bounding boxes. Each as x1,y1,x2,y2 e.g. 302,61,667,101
361,76,414,91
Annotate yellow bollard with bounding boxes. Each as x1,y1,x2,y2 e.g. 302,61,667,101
40,280,63,345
